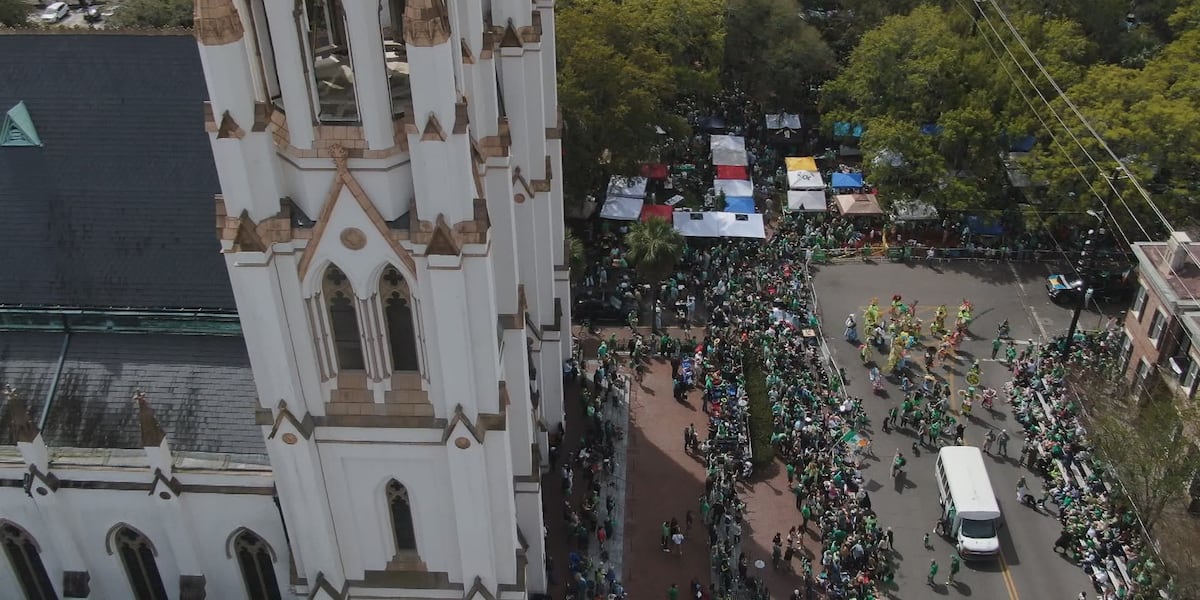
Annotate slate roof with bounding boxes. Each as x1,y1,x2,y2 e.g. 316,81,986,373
0,34,235,310
0,332,265,458
0,332,63,445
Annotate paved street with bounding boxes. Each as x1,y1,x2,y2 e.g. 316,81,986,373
615,259,1122,600
813,261,1112,600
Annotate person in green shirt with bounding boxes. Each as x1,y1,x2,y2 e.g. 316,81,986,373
667,583,679,600
946,554,960,585
928,559,939,584
785,462,796,483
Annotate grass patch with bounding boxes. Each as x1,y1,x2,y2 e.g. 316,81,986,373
743,347,775,468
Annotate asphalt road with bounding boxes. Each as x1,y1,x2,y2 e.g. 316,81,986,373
812,260,1116,600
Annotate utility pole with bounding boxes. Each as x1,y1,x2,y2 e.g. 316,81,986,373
1064,224,1104,355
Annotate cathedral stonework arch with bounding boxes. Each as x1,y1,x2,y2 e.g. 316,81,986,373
321,263,367,372
379,265,421,373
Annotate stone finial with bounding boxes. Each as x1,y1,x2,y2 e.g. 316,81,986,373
134,392,167,448
194,0,245,46
4,385,39,443
403,0,451,47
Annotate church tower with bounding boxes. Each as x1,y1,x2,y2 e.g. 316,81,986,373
194,0,569,593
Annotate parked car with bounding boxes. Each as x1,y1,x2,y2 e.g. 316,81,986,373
40,2,70,22
1046,267,1135,304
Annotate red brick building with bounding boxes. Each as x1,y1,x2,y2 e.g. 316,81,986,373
1121,232,1200,399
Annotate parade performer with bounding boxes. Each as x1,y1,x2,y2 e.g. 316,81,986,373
890,294,903,319
864,298,881,329
932,305,948,335
860,343,872,365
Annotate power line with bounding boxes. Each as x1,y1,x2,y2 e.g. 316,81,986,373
982,0,1200,284
967,0,1200,312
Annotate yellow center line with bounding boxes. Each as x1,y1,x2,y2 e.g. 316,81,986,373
1000,552,1021,600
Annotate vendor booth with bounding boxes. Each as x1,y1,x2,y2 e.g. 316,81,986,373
787,190,828,212
673,212,766,239
831,172,865,189
835,194,883,216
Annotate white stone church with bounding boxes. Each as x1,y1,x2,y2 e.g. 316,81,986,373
0,0,568,595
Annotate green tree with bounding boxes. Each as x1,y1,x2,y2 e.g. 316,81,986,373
0,0,31,27
106,0,193,29
556,0,723,206
623,217,685,300
724,0,836,106
1087,377,1200,534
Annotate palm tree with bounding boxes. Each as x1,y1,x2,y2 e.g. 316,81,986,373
565,230,587,283
624,217,685,304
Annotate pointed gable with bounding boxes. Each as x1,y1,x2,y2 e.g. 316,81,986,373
1,101,42,147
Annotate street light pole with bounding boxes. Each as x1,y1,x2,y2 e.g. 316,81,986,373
1064,223,1103,355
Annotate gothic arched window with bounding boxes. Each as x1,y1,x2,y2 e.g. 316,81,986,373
386,480,417,553
0,522,56,600
233,530,282,600
323,265,366,371
113,526,167,600
380,267,419,372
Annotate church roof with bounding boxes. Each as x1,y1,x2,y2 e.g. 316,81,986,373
0,332,265,458
0,34,235,311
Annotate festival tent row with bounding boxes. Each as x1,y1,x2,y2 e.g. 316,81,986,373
673,211,765,239
711,134,755,214
831,172,864,189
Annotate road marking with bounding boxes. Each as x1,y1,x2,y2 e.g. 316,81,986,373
1008,263,1048,340
1000,552,1021,600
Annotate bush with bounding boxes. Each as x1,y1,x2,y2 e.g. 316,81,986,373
743,348,776,468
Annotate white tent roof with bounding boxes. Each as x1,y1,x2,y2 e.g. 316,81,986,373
787,190,827,212
714,179,753,198
673,212,765,238
787,169,825,190
606,176,648,199
892,199,938,221
599,196,644,221
710,135,748,166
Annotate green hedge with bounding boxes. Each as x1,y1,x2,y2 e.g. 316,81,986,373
743,348,776,468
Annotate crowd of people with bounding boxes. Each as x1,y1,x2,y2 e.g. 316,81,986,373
1006,332,1170,599
558,354,630,600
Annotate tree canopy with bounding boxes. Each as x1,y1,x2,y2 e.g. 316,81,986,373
555,0,723,204
0,0,31,27
105,0,194,28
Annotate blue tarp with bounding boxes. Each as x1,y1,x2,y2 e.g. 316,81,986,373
1009,135,1036,152
724,196,756,214
966,215,1004,236
920,124,944,136
831,173,864,188
833,122,864,138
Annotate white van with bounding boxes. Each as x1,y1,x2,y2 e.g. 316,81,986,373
935,446,1002,559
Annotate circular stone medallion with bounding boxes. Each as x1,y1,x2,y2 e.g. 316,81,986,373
340,227,367,250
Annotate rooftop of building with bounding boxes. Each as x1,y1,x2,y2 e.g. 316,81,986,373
0,331,265,458
1133,241,1200,306
0,33,235,311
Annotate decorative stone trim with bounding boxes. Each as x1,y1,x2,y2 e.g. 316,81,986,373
499,21,522,48
530,156,553,193
62,571,90,599
453,100,470,135
267,400,315,440
424,214,461,256
194,0,244,46
410,199,490,248
266,108,410,160
421,113,447,142
403,0,451,47
521,11,542,44
479,27,499,60
511,167,534,198
295,144,418,279
461,38,476,64
216,197,301,251
215,111,246,139
25,465,60,496
463,576,498,600
149,468,183,498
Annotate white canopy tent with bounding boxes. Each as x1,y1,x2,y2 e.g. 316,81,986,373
606,176,648,199
892,199,938,221
710,135,749,166
787,190,828,212
598,196,645,221
787,169,825,190
673,212,766,239
714,178,753,198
